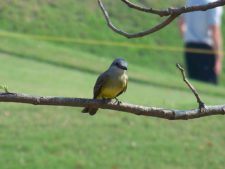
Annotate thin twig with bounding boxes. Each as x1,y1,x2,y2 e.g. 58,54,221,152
0,85,9,93
176,64,205,112
121,0,170,17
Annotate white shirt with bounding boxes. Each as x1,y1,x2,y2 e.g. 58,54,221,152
184,0,223,45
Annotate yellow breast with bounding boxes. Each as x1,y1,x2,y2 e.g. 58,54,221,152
98,74,127,99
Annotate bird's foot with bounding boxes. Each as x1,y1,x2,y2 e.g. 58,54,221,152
114,97,122,105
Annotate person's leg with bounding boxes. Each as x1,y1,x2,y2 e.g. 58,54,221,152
185,43,202,80
200,51,217,84
185,43,217,84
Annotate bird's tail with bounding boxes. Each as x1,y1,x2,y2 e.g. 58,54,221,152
81,107,98,116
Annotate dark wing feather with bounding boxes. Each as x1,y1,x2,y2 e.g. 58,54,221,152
81,71,108,115
93,71,109,99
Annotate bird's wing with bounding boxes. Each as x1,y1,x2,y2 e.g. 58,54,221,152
93,71,109,99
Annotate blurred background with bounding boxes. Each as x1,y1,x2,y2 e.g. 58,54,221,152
0,0,224,168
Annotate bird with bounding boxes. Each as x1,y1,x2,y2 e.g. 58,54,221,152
82,58,128,115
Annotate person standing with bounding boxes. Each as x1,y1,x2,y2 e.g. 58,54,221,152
178,0,223,84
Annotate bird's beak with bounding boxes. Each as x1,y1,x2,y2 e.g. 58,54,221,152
120,62,128,70
118,64,127,70
123,66,128,70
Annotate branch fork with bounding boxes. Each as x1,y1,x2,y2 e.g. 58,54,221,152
98,0,225,38
0,91,224,120
176,64,206,112
0,64,222,120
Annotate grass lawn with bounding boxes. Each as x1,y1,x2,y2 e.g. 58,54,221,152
0,39,225,169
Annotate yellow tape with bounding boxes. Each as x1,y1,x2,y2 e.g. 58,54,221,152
0,31,222,55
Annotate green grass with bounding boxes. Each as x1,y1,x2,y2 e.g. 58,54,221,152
0,0,224,76
0,0,225,168
1,0,225,85
0,40,225,169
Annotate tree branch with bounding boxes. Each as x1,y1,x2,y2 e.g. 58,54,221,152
98,0,225,38
0,92,225,120
99,0,178,38
121,0,225,16
121,0,171,17
176,64,206,112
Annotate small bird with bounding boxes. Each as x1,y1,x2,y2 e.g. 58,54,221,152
82,58,128,115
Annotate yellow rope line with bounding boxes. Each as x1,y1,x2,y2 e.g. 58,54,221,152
0,31,221,55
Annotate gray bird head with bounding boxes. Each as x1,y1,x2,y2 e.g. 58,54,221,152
110,58,128,70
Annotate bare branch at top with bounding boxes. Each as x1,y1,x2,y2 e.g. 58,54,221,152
121,0,225,16
98,0,225,38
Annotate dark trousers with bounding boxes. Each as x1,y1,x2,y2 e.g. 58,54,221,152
185,42,217,85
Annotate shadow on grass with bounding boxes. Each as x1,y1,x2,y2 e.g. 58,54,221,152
1,49,224,98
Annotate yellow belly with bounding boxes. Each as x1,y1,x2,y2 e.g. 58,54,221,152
100,85,123,98
98,74,127,99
